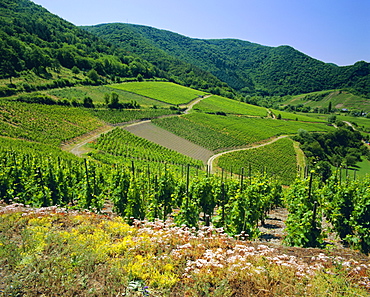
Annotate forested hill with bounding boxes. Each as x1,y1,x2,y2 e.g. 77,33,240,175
83,23,370,97
1,0,368,98
0,0,228,94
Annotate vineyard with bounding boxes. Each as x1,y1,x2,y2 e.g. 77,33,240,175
269,108,328,122
285,173,370,254
1,82,370,295
193,95,268,117
89,108,175,124
124,122,214,164
215,137,298,185
90,127,203,168
153,112,335,152
0,135,282,235
110,82,208,105
0,100,103,146
48,85,171,107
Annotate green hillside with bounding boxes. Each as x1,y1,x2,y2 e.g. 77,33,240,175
281,90,370,113
0,0,227,96
83,23,370,97
0,100,103,146
216,137,297,185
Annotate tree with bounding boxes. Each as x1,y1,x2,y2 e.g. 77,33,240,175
71,66,80,75
87,69,99,83
83,96,94,108
108,92,122,109
137,73,144,82
104,93,110,106
328,115,336,124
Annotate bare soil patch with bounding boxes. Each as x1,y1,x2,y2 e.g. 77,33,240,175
124,121,214,164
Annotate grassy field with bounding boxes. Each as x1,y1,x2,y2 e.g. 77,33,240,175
193,95,268,117
109,82,208,105
215,137,298,185
295,113,370,133
154,113,336,152
47,85,170,107
269,109,328,122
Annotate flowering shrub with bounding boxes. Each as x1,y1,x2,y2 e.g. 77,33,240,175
0,205,369,296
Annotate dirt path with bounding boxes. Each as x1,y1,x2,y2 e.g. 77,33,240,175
207,135,290,173
61,125,115,157
63,95,210,158
183,94,212,114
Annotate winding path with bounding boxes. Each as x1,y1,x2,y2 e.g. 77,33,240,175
63,95,294,173
63,95,210,157
207,135,290,173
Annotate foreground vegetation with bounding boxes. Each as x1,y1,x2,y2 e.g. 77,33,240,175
0,206,369,296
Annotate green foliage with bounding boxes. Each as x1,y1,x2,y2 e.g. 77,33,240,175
226,175,283,238
283,90,370,113
283,173,370,254
284,174,324,247
86,69,99,83
0,0,160,86
16,92,66,105
293,126,368,169
82,23,232,95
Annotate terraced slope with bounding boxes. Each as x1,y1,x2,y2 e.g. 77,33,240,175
124,121,213,164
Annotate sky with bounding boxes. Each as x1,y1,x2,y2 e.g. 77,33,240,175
32,0,370,66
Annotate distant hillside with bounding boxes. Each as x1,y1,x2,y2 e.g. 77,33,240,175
0,0,228,95
83,23,370,97
281,90,370,113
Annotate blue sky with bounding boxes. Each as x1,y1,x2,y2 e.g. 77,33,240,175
33,0,370,66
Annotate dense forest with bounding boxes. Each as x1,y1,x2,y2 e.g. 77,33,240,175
84,23,370,97
0,0,228,95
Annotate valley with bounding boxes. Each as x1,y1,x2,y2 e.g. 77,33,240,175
0,0,370,295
